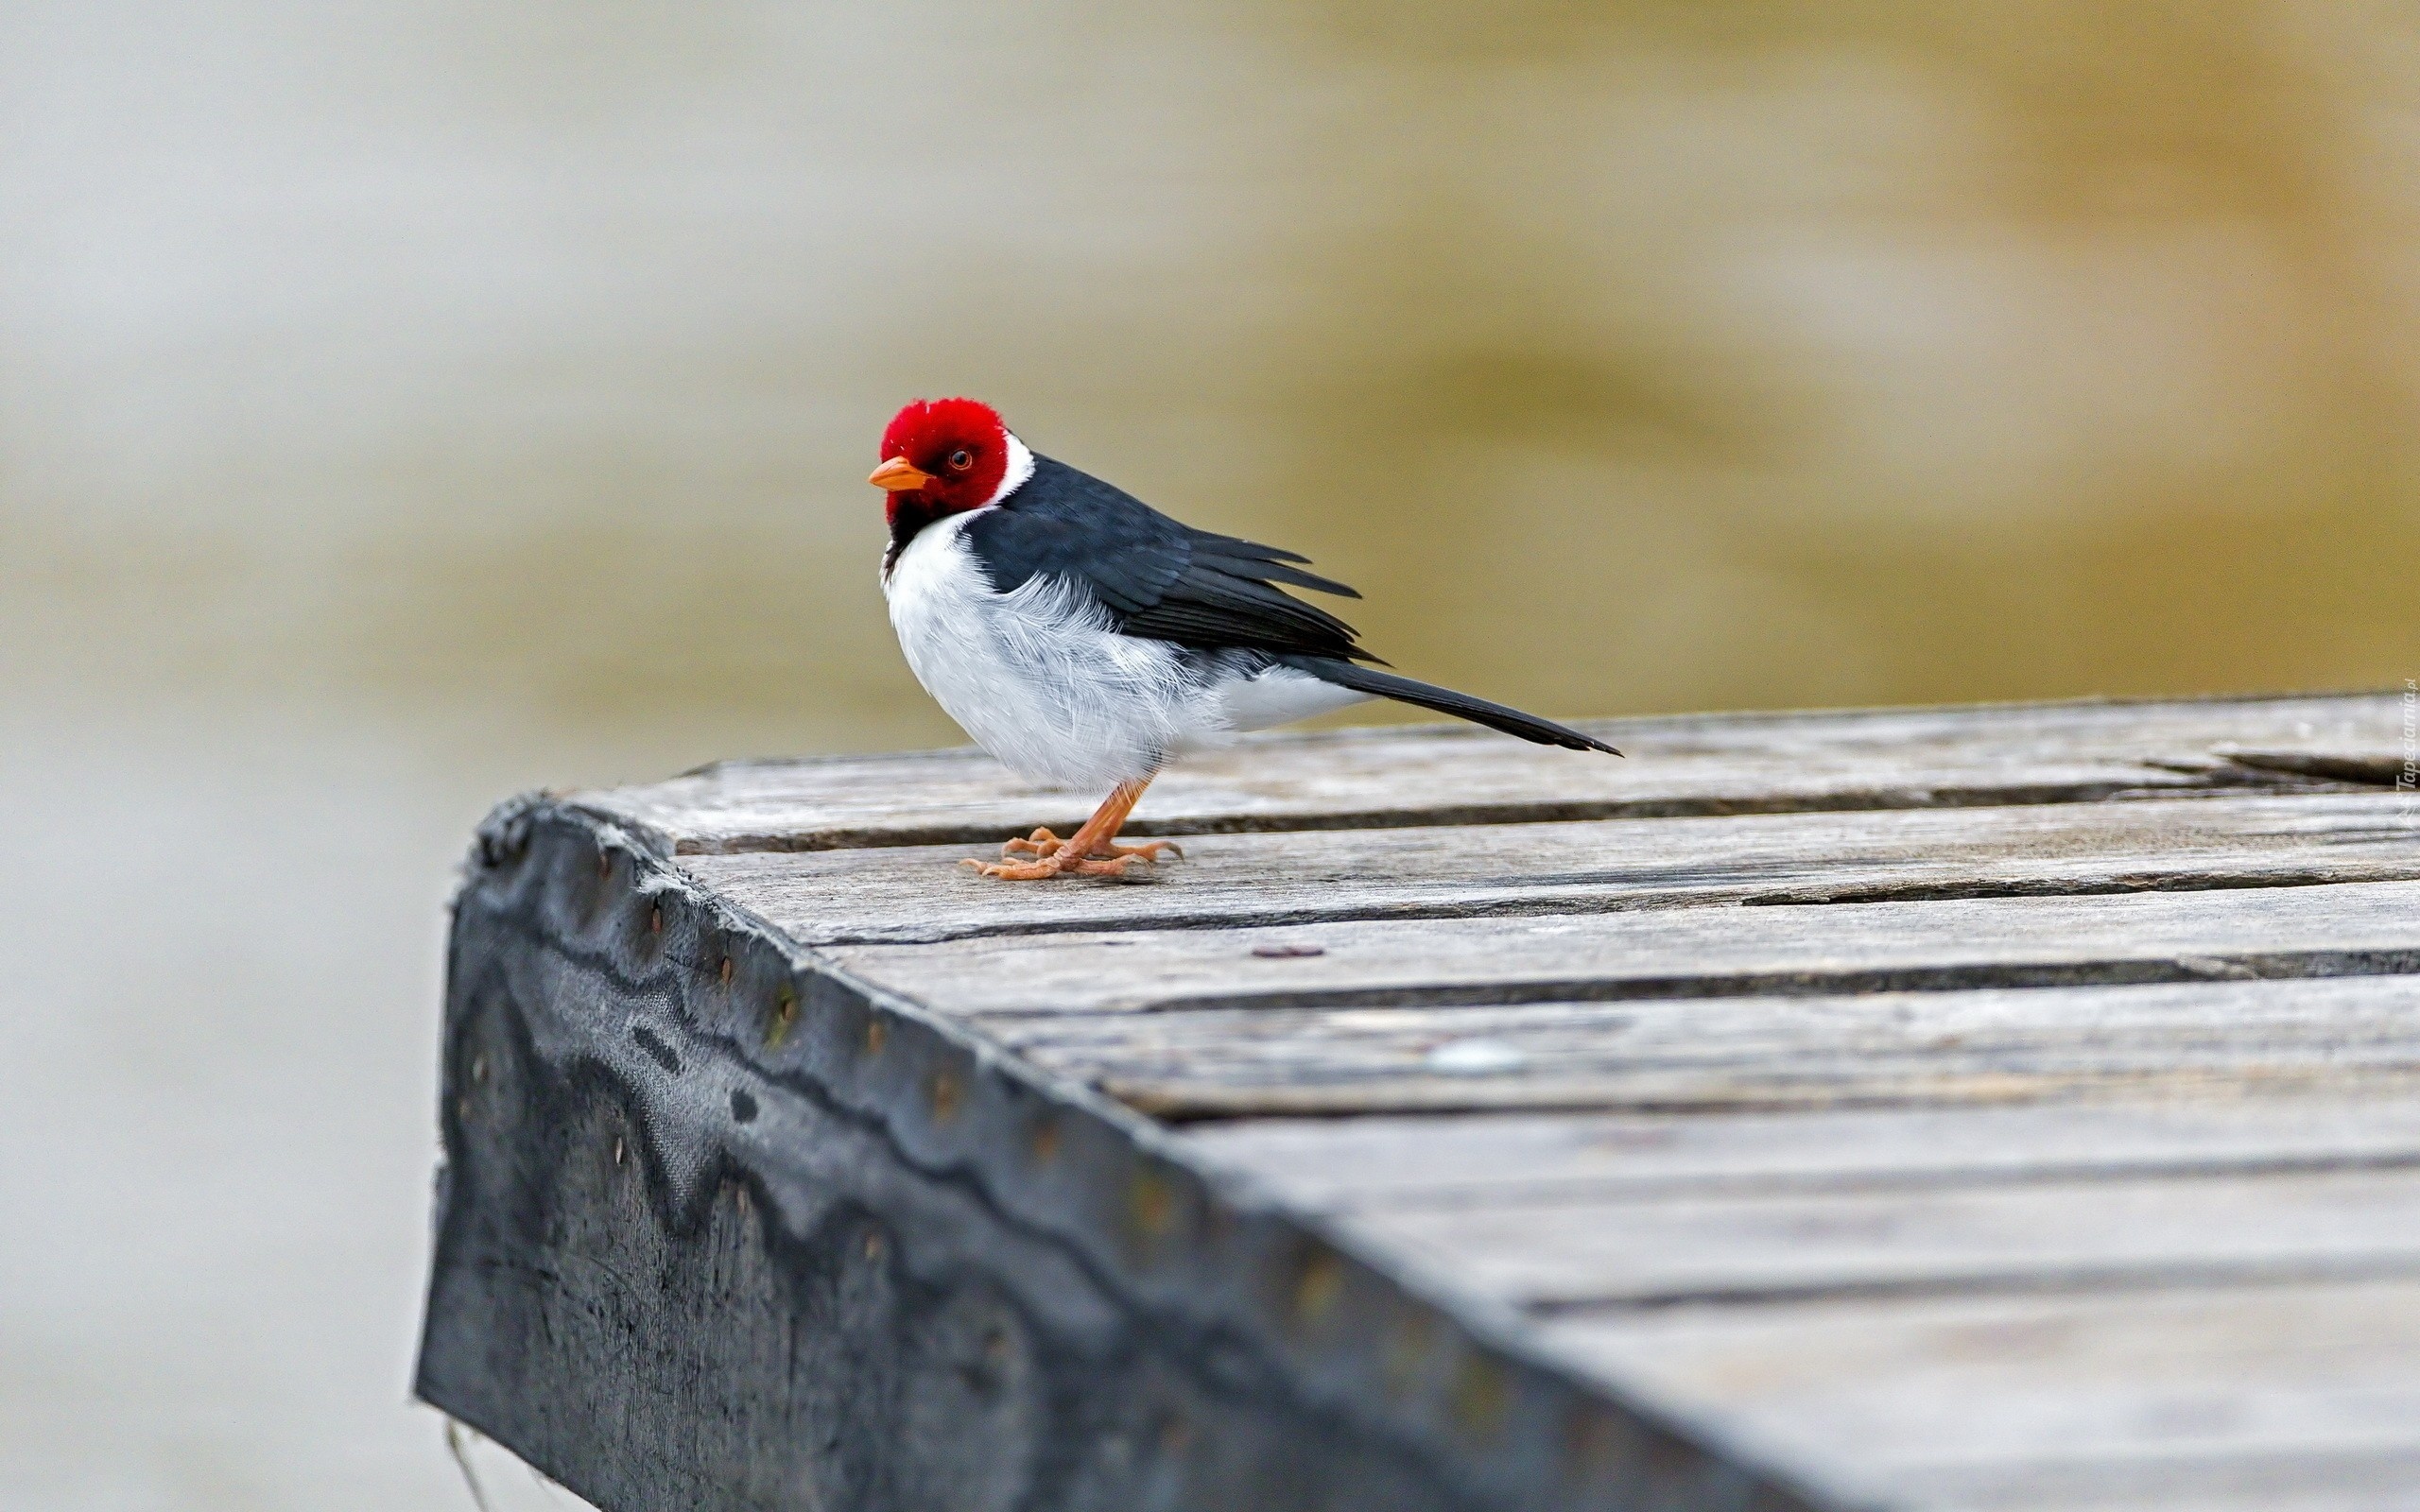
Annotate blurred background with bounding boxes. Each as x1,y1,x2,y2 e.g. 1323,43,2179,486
2,2,2415,1507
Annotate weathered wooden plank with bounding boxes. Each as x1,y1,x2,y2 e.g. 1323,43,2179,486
1541,1280,2420,1510
991,975,2420,1119
579,694,2402,854
1179,1093,2420,1208
424,695,2420,1512
826,879,2420,1019
687,791,2420,945
418,798,1833,1512
1895,1453,2420,1512
1343,1167,2420,1310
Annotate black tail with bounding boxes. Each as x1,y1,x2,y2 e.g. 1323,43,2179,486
1278,655,1621,755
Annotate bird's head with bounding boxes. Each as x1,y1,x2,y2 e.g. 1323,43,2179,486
869,398,1029,530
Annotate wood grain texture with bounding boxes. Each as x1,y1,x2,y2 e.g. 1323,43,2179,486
687,791,2420,946
418,802,1807,1512
828,879,2420,1018
579,693,2402,855
1544,1280,2420,1510
424,694,2420,1512
1341,1166,2420,1309
1179,1093,2420,1208
994,975,2420,1118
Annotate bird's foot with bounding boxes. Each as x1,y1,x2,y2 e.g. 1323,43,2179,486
995,828,1184,864
961,851,1156,881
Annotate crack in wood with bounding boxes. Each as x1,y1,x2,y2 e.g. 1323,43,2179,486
1525,1256,2420,1316
659,777,2337,856
1009,948,2420,1018
778,863,2420,948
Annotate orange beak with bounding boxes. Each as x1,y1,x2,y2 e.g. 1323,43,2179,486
868,455,935,492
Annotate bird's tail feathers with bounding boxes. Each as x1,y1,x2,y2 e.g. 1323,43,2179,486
1278,656,1620,755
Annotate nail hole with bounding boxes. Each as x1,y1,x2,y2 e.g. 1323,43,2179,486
766,991,798,1049
730,1088,758,1124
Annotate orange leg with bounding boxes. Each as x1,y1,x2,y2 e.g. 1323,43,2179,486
966,777,1183,880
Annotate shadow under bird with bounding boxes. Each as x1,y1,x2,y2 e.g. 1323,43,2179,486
871,397,1619,879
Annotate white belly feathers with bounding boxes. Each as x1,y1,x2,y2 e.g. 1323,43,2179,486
886,511,1212,789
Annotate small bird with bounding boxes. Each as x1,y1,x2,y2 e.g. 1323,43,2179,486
871,397,1618,879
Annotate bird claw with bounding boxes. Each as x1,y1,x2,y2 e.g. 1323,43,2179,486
962,852,1153,881
1112,838,1184,862
989,830,1183,868
963,779,1179,881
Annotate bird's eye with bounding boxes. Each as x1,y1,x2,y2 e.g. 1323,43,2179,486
945,449,975,472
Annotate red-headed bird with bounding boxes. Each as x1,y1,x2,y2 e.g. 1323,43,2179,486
871,397,1618,879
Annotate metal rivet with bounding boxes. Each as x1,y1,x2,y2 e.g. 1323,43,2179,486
1560,1405,1618,1484
1159,1412,1192,1455
1384,1307,1436,1398
766,991,798,1049
1130,1170,1175,1239
1292,1248,1343,1326
1451,1356,1510,1442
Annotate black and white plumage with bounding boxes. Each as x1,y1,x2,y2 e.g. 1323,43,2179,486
870,398,1616,878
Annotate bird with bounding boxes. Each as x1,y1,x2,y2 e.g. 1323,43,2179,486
870,397,1619,879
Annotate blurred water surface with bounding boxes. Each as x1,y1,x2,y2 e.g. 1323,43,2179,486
3,3,2416,1507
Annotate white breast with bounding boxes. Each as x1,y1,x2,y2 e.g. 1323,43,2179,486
884,511,1228,790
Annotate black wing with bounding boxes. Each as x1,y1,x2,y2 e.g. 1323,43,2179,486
961,454,1381,662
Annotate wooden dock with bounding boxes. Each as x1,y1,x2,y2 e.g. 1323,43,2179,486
416,692,2420,1511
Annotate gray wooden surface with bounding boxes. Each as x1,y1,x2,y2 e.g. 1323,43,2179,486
419,692,2419,1511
